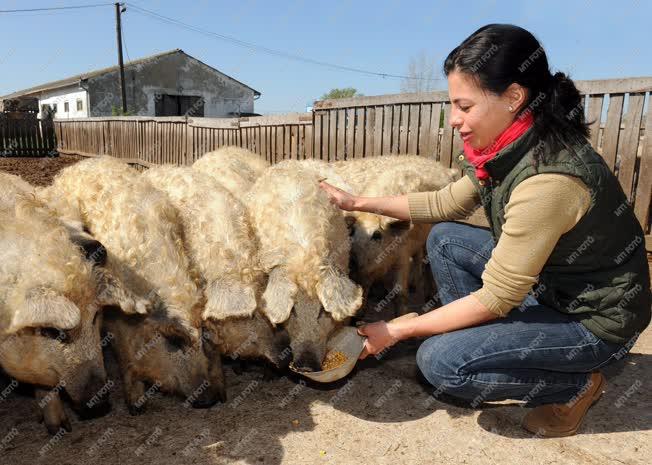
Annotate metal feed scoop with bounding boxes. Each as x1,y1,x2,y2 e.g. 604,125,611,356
291,312,418,383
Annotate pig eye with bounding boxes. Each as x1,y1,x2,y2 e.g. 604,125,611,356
165,334,186,351
371,230,382,241
40,327,69,343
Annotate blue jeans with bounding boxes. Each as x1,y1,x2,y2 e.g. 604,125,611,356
417,222,630,407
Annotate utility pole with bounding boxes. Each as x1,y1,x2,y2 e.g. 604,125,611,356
115,2,127,114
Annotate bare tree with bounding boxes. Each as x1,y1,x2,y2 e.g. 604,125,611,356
401,51,438,94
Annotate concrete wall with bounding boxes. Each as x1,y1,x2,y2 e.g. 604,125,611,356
37,86,89,119
86,52,255,117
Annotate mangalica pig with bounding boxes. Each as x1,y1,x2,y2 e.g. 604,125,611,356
336,156,458,316
143,165,291,370
48,156,226,413
248,160,362,372
0,188,148,434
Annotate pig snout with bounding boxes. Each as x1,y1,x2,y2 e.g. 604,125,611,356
189,380,226,409
271,329,292,369
292,346,323,373
69,370,113,419
348,252,360,280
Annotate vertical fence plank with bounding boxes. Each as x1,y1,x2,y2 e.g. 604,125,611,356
602,94,624,170
586,95,604,150
407,103,419,154
418,103,431,157
395,104,403,154
313,112,322,160
440,102,454,168
354,107,365,158
345,108,355,160
617,93,645,199
382,105,392,155
335,109,345,161
304,123,313,160
364,107,375,158
634,100,652,234
373,106,383,157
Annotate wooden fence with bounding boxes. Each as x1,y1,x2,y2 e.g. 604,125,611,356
54,76,652,249
1,115,56,156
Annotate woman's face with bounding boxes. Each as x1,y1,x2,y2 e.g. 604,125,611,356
447,70,527,150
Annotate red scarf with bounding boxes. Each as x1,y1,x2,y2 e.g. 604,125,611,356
463,112,534,180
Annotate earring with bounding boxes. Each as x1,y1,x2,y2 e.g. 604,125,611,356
508,105,514,112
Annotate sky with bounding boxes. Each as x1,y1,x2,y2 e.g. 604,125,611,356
1,0,651,114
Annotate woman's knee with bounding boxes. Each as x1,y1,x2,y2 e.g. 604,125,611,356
416,334,465,389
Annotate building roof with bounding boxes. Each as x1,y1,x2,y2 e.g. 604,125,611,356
1,49,261,99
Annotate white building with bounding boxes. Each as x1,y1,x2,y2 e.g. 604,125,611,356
1,49,261,119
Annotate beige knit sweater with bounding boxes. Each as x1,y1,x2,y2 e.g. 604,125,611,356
407,173,592,316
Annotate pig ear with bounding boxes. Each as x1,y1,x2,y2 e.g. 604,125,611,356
8,287,81,333
93,268,149,315
261,267,297,325
203,278,258,321
385,218,412,234
344,214,357,228
316,267,363,321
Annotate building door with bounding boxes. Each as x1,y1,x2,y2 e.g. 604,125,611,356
155,94,204,117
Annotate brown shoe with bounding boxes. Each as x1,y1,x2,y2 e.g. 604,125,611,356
522,372,606,437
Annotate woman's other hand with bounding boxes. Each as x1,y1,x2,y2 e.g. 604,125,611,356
318,180,358,211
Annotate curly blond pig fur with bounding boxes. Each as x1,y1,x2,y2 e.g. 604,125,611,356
193,146,270,202
248,159,362,371
142,165,290,368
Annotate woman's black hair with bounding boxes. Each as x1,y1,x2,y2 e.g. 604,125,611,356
444,24,590,166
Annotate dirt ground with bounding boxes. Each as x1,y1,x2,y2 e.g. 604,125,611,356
0,154,84,186
0,155,651,465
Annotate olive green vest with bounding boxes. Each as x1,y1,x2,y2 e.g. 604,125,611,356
454,127,651,344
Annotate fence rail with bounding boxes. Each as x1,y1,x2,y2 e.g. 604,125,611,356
54,76,652,248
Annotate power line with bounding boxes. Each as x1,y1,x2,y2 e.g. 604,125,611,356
126,2,443,82
0,3,114,13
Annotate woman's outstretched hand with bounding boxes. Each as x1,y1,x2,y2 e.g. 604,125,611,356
357,312,419,359
318,180,358,211
357,321,401,359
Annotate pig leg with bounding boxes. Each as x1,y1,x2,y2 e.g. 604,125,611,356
393,255,411,318
231,359,246,375
408,249,426,305
122,369,147,415
35,389,72,434
262,365,278,381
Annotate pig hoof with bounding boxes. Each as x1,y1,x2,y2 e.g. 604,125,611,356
62,416,72,432
128,404,145,416
232,362,245,375
45,419,70,435
45,423,60,435
262,366,277,381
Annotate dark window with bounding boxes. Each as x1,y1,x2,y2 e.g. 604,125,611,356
76,99,83,111
154,94,204,117
64,101,69,112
